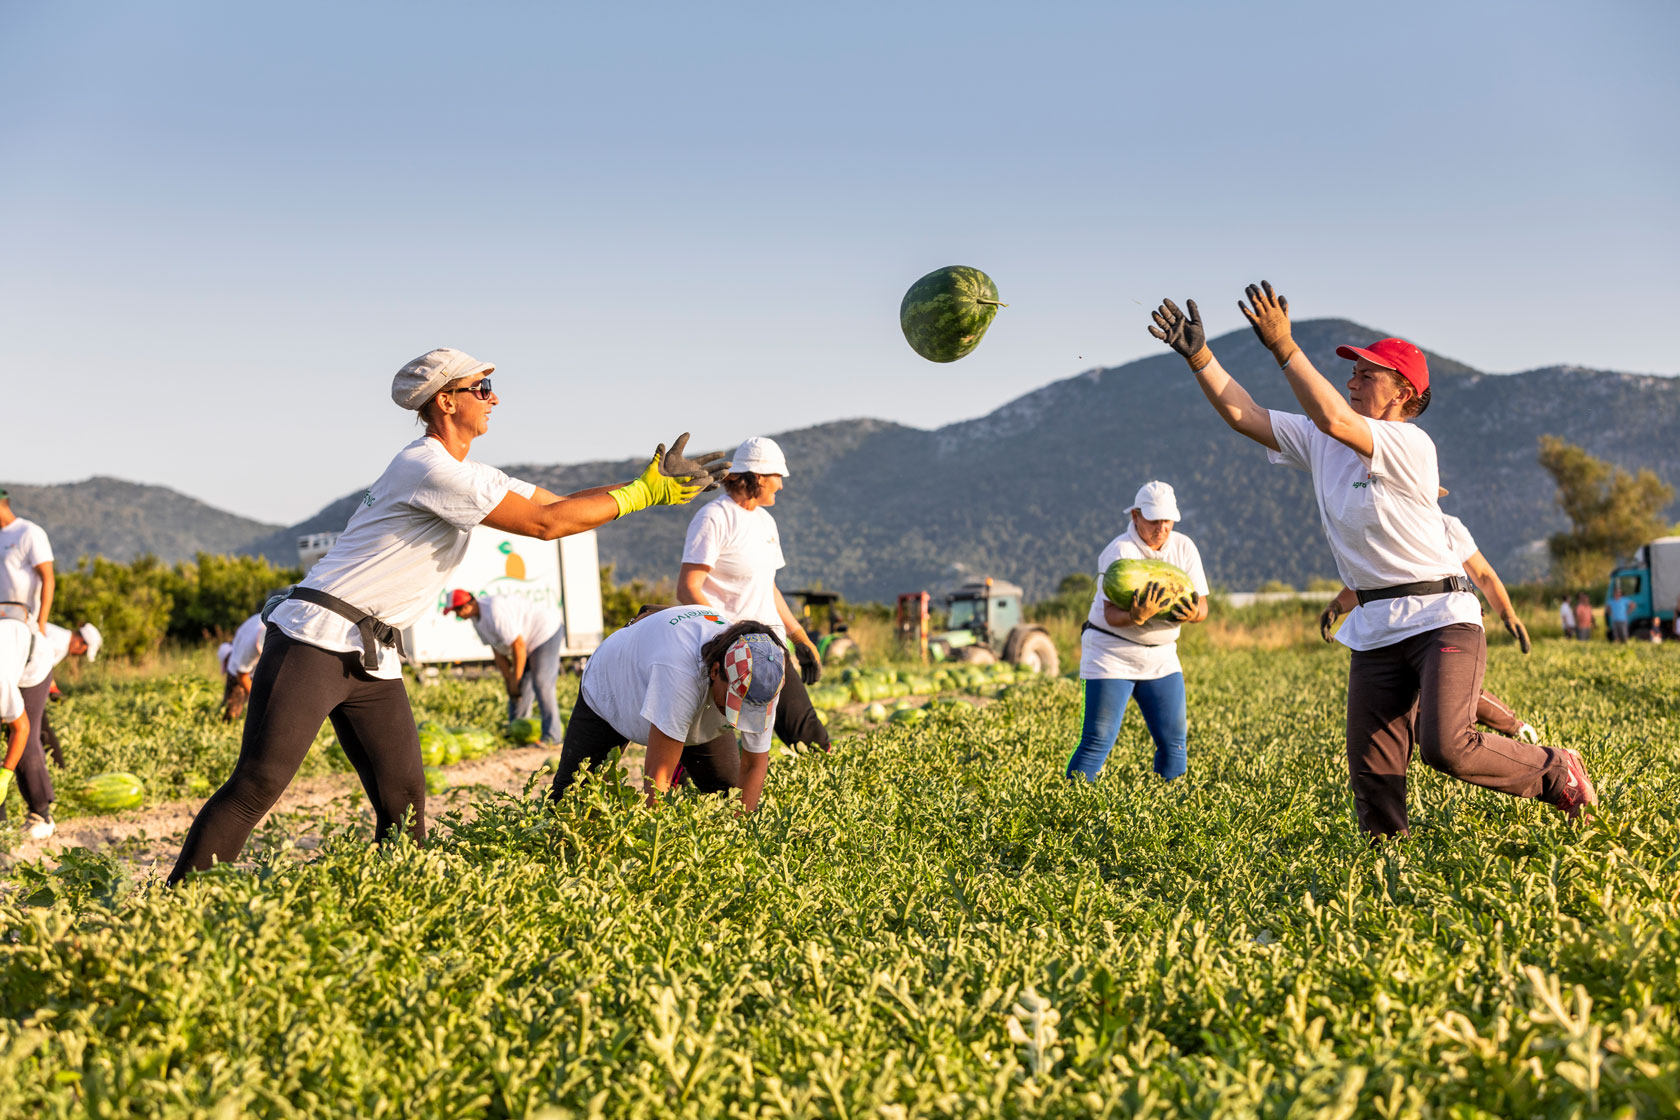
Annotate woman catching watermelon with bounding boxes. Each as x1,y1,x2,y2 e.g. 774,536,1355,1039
1148,283,1596,837
1066,481,1209,781
169,349,728,882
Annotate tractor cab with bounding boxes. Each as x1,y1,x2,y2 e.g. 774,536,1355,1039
944,578,1024,649
898,576,1059,674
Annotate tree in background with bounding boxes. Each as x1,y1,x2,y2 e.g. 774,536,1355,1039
1538,436,1674,587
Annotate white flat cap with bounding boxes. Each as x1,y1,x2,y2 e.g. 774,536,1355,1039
391,348,494,410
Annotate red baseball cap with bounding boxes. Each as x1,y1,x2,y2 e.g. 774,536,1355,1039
1335,337,1429,395
442,589,475,614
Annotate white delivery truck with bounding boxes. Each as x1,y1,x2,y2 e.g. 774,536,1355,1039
295,528,605,669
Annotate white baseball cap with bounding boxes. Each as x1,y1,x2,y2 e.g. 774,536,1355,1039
730,436,790,477
79,623,103,661
1128,480,1181,522
391,348,495,411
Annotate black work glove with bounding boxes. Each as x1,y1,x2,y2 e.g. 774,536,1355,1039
1165,590,1199,624
794,641,822,686
1237,280,1300,367
1148,298,1211,371
1502,613,1532,654
660,433,731,492
1319,600,1344,643
1130,581,1169,625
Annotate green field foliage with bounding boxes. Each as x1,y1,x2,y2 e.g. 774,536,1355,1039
1,641,1677,1116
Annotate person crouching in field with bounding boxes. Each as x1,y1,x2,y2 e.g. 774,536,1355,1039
1321,509,1541,745
219,610,267,722
1149,281,1596,838
443,590,566,745
678,437,830,753
1067,481,1209,781
548,608,784,811
0,607,37,823
168,349,727,883
10,620,101,839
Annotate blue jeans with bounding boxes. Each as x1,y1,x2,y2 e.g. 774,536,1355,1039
508,629,565,743
1066,674,1188,781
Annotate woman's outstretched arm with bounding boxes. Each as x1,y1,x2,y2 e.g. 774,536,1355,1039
1149,297,1278,451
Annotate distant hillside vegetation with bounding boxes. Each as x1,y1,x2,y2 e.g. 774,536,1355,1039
15,320,1679,600
0,477,282,564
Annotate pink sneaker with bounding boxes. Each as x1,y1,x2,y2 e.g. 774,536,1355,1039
1554,747,1598,821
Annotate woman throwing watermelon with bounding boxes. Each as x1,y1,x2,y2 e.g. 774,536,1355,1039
169,349,727,882
1148,284,1595,837
1066,481,1209,781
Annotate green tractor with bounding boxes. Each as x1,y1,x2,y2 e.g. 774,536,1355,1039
785,588,860,664
897,577,1059,675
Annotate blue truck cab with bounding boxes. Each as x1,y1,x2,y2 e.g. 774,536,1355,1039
1605,536,1680,637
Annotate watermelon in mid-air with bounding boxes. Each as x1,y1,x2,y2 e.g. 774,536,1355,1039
1102,558,1196,612
75,772,145,813
900,266,1005,362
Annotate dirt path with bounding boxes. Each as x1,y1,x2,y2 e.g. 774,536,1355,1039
6,746,648,881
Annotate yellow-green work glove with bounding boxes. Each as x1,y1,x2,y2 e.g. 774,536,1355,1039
609,454,706,517
0,768,13,804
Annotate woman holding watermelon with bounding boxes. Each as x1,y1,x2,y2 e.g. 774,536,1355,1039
1066,480,1209,782
1147,283,1596,837
168,348,728,883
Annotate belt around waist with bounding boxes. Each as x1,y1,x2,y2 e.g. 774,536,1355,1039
270,587,407,670
1355,576,1474,607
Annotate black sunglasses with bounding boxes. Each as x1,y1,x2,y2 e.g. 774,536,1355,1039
446,377,493,401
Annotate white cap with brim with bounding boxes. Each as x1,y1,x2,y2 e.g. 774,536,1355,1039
79,623,102,661
1128,480,1182,522
730,436,790,477
391,348,495,411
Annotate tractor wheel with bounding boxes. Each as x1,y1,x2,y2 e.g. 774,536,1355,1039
1008,628,1060,676
822,636,860,664
956,645,998,665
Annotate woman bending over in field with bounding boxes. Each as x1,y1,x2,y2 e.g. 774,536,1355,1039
1148,283,1594,838
548,608,785,812
169,350,726,882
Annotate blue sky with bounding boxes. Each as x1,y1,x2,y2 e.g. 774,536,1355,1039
3,1,1676,523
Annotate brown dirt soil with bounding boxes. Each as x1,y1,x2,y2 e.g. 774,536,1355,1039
6,746,648,881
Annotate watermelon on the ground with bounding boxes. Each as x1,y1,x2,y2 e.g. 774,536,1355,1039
888,706,927,726
417,721,453,767
900,266,1005,362
507,717,542,745
1102,557,1196,612
453,728,497,760
864,702,889,722
423,767,448,795
75,772,145,813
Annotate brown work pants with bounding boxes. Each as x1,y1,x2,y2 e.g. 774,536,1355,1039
1347,623,1569,838
1474,689,1523,737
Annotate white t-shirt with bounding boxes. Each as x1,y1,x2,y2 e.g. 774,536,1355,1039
580,605,774,754
471,594,563,657
1267,412,1482,651
267,437,534,679
1559,600,1574,628
1080,525,1210,681
226,613,268,676
0,518,53,617
681,498,787,638
1442,514,1478,566
0,618,32,722
19,622,73,689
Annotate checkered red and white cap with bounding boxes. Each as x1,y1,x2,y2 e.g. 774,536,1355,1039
720,633,784,733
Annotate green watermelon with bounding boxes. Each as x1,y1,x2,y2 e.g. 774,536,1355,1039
864,702,889,722
889,706,927,726
453,728,497,760
1102,557,1196,612
418,721,452,767
423,766,449,795
899,266,1006,362
75,772,145,813
507,717,542,745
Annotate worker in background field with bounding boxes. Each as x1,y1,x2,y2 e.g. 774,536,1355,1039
169,347,728,883
548,607,783,811
0,487,54,635
442,589,566,745
1321,505,1541,745
677,436,829,752
1573,593,1594,641
1606,584,1633,643
0,606,37,828
1067,480,1209,782
1558,597,1576,640
10,620,102,838
220,611,268,721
